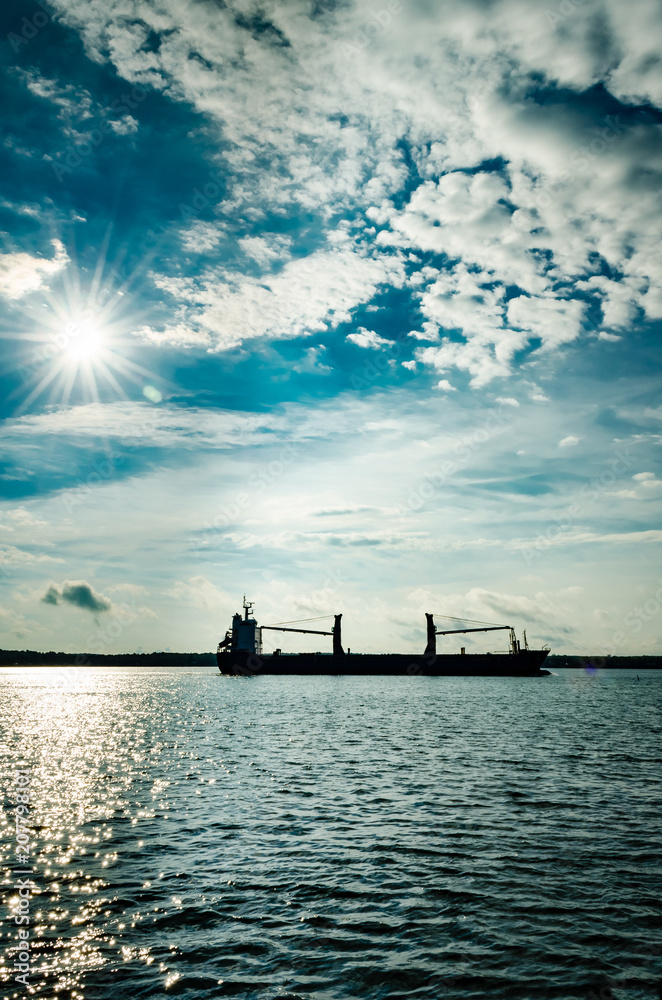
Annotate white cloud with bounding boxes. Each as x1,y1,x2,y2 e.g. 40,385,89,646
20,69,94,120
135,322,212,349
5,401,284,450
108,114,138,135
528,384,550,402
508,295,587,351
347,327,392,349
142,242,405,351
3,395,412,453
180,221,225,254
0,240,68,300
292,345,332,375
239,235,291,266
614,471,662,498
559,435,581,448
0,507,47,529
435,379,456,392
221,529,503,552
0,545,61,566
510,529,662,550
416,339,512,389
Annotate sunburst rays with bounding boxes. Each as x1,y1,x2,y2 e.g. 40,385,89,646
5,234,168,413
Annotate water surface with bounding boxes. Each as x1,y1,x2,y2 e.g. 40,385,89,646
1,668,660,1000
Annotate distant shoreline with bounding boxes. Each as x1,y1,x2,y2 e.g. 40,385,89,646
0,651,660,669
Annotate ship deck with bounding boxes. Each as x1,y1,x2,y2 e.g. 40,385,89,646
217,649,550,677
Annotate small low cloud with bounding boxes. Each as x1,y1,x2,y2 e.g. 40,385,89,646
2,507,47,528
633,471,656,482
615,471,662,499
239,234,291,266
527,383,550,402
559,435,581,448
41,580,111,614
347,327,391,349
293,345,332,374
435,379,456,392
108,115,138,136
496,397,520,407
180,221,225,254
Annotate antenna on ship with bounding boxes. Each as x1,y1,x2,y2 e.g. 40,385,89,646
243,595,254,621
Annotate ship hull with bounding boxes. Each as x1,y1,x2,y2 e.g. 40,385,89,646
217,649,550,676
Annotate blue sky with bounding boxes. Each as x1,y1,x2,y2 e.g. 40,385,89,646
1,0,661,656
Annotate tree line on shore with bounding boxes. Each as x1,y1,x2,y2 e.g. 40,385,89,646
0,650,216,665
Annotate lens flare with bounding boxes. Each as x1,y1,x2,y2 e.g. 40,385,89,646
8,257,167,412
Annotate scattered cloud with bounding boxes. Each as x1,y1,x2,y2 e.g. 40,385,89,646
180,222,225,254
141,243,406,352
0,546,61,566
239,235,291,266
0,507,47,531
108,115,138,135
347,327,392,349
42,580,112,614
292,345,332,375
613,472,662,499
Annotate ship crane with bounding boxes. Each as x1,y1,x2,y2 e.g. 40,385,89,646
262,615,344,656
425,614,528,656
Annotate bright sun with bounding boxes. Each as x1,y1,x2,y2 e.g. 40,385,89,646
65,319,105,362
11,264,166,412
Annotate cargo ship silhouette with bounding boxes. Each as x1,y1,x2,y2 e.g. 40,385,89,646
217,598,550,676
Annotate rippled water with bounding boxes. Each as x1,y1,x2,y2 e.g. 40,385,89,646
1,667,660,1000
